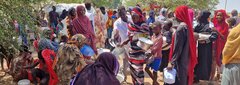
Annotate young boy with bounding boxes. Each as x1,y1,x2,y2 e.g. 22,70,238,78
145,21,163,85
55,18,64,37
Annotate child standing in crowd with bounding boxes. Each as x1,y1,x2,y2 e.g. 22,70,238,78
145,21,163,85
147,10,155,25
59,35,68,45
112,10,118,18
56,18,64,37
105,10,117,49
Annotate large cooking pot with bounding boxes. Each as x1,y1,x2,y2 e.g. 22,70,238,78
137,37,153,51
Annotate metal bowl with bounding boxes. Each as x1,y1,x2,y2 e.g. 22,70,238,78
137,37,153,51
198,33,211,40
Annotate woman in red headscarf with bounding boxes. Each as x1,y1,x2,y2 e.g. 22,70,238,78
24,49,58,85
166,6,197,85
211,9,229,81
72,5,98,55
125,7,148,85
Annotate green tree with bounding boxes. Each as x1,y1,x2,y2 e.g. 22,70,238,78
125,0,219,10
55,0,118,8
55,0,84,3
0,0,52,50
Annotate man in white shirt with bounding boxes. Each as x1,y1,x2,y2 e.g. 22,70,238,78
85,3,96,34
111,6,129,83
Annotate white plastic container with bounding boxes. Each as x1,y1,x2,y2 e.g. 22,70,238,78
18,79,30,85
116,74,125,83
163,68,177,84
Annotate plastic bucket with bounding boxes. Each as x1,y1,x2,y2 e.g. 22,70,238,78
80,44,95,56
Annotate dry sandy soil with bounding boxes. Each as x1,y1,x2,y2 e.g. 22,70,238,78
0,52,220,85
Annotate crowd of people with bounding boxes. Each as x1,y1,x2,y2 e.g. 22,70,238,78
12,2,240,85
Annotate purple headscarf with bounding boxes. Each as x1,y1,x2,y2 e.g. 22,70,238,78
71,52,120,85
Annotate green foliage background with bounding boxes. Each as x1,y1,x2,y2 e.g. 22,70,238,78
0,0,53,50
125,0,219,10
55,0,121,8
0,0,219,53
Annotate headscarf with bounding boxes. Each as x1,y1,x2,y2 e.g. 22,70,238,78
213,10,229,66
41,49,58,85
107,10,113,17
128,7,146,32
147,10,155,25
42,29,52,39
71,52,120,85
95,8,102,27
56,44,86,84
132,7,145,23
194,10,211,32
72,5,97,54
71,34,87,47
198,10,211,24
169,5,197,85
188,8,194,24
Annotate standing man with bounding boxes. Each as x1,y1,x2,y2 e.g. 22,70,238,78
49,6,59,31
147,10,155,25
85,2,96,34
159,20,173,72
111,6,129,83
231,9,240,25
221,18,240,85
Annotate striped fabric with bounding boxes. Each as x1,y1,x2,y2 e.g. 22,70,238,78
129,55,145,85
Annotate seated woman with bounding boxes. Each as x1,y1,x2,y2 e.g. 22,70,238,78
24,29,59,85
56,43,86,85
10,45,33,82
24,49,58,85
70,52,120,85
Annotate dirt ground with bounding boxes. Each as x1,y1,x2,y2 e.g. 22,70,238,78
0,51,221,85
0,64,14,85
